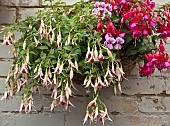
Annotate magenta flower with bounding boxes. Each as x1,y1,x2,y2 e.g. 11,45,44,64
132,31,141,38
164,62,170,69
139,66,155,77
130,22,138,30
144,15,150,21
143,29,148,36
148,1,155,10
114,37,125,50
150,20,156,27
120,0,126,4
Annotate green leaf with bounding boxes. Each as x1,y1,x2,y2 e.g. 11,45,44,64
124,34,133,43
126,49,137,56
40,52,46,59
38,46,49,50
112,16,121,23
30,51,36,55
42,39,51,47
88,24,93,30
49,49,54,55
64,45,72,51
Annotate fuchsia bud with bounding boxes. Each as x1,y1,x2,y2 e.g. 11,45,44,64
107,49,112,57
94,46,98,60
74,60,78,71
19,100,25,112
52,74,57,85
23,40,26,50
14,64,19,79
96,22,103,32
159,41,165,53
57,28,62,47
51,86,58,99
70,68,74,80
26,51,29,64
107,20,117,35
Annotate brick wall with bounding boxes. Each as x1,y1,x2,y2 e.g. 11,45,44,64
0,0,170,126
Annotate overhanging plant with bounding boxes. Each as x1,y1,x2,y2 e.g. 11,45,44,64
1,0,170,124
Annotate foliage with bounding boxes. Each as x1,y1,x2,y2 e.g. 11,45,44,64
1,0,170,124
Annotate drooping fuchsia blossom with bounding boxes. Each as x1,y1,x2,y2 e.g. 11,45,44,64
156,12,170,43
121,1,157,40
139,65,155,77
140,42,170,77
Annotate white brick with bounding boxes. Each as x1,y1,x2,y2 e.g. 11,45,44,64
0,45,13,58
18,8,43,20
113,114,168,126
0,0,39,6
0,96,21,112
0,113,65,126
154,0,169,4
0,60,12,76
0,78,6,93
138,96,170,113
65,113,113,126
0,7,16,24
101,77,165,95
121,77,165,95
101,96,138,113
42,0,89,6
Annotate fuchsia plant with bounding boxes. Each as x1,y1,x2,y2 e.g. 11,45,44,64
1,0,170,125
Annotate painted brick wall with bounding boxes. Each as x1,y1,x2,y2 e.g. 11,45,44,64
0,0,170,126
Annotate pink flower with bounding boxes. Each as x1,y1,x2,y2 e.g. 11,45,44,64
114,37,124,50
